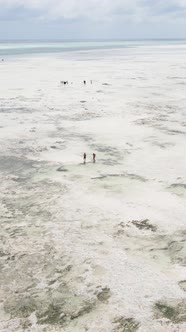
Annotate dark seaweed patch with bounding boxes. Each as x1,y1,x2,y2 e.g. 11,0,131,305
4,296,37,319
131,219,157,232
170,183,186,189
154,300,186,323
92,172,146,182
57,166,68,172
179,280,186,292
113,317,140,332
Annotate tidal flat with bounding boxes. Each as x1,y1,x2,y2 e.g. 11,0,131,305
0,45,186,331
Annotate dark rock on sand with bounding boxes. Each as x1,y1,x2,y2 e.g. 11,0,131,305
96,287,111,303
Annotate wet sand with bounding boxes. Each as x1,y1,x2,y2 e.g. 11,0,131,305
0,45,186,332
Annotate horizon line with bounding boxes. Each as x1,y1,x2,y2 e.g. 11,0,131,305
0,38,186,43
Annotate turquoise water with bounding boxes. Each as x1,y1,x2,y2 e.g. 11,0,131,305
0,40,186,57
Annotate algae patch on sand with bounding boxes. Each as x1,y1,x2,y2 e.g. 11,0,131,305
154,300,186,324
113,317,140,332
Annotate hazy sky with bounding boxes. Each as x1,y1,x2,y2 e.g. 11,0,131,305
0,0,186,40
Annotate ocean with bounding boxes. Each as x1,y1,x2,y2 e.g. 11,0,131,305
0,39,186,57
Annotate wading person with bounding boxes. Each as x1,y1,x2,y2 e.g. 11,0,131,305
83,153,87,164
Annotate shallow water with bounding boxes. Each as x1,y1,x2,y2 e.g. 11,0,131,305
0,39,186,57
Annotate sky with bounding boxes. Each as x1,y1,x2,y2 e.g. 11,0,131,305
0,0,186,40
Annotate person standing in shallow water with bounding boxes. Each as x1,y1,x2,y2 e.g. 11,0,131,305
93,153,96,163
83,153,87,164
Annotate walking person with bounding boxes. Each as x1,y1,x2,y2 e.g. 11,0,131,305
93,153,96,163
83,153,87,164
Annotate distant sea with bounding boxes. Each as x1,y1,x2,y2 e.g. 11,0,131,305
0,40,186,57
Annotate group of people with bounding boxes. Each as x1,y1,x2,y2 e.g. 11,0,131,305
83,80,93,85
60,80,92,86
61,80,69,85
83,153,96,164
